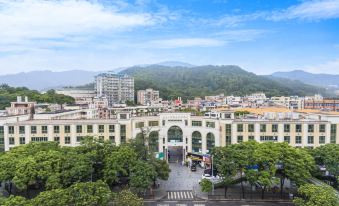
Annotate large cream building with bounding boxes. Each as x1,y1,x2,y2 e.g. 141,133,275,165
1,111,339,157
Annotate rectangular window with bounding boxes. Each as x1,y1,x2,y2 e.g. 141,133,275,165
109,136,115,142
8,126,14,134
260,124,266,133
330,124,336,144
225,124,232,135
31,137,48,142
226,136,231,145
0,126,3,134
148,121,159,127
0,137,4,144
19,137,25,144
53,126,60,134
64,125,71,133
237,136,243,143
192,121,202,127
121,136,126,143
237,124,243,132
308,136,314,144
296,124,302,133
65,136,71,144
87,125,93,133
9,137,15,145
76,125,82,133
308,125,314,133
19,126,25,134
136,122,144,128
319,136,325,144
76,136,83,142
42,126,48,134
284,136,290,143
99,125,105,133
248,136,255,141
272,124,278,133
54,136,60,143
248,124,254,132
260,136,278,142
109,125,115,133
162,120,165,126
31,126,37,134
284,124,290,133
319,124,326,133
206,122,215,128
295,136,302,144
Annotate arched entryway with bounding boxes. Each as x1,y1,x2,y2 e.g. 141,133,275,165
206,132,215,153
192,131,202,153
167,126,183,143
167,126,183,163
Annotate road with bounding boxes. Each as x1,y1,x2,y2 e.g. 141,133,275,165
144,200,294,206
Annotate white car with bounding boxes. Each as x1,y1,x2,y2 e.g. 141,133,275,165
199,173,222,184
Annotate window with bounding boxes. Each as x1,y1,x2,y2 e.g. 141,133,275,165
272,124,278,133
109,125,115,133
54,136,60,143
31,137,48,142
284,136,290,143
284,124,290,133
319,124,326,133
99,136,104,140
9,126,14,134
99,125,105,133
65,136,71,144
54,126,60,134
19,137,25,144
260,124,266,133
42,126,48,134
295,136,302,144
9,137,15,145
76,125,82,133
330,124,336,144
248,124,254,132
31,126,37,134
136,122,144,128
319,136,325,144
121,136,126,143
148,121,159,127
260,136,278,142
226,136,231,145
192,121,202,127
76,136,83,142
162,120,165,126
237,124,243,132
0,126,3,134
296,124,302,133
87,125,93,133
248,136,255,141
64,125,71,133
19,126,25,134
307,136,314,144
237,136,243,143
206,122,215,128
0,137,4,144
308,125,314,133
225,124,232,135
120,125,126,135
109,136,115,142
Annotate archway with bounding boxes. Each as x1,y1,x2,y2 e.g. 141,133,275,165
192,131,202,153
167,126,183,143
206,132,215,153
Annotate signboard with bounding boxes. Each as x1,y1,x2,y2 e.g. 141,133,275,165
155,152,164,160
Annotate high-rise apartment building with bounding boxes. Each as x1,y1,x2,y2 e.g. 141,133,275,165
137,88,160,105
95,73,134,106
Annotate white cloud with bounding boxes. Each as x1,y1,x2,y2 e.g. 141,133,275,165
303,58,339,74
270,0,339,21
146,38,225,48
215,29,269,42
0,0,161,51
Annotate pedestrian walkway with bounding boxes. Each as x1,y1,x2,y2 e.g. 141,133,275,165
166,190,194,200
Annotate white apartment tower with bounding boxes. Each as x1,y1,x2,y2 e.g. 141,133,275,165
95,73,134,106
137,88,160,105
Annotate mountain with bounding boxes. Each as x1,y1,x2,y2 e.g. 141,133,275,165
271,70,339,87
0,70,100,91
120,65,326,100
154,61,195,67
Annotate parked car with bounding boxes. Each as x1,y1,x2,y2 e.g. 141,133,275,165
199,173,222,184
191,164,197,172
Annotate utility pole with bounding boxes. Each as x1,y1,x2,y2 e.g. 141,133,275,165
211,154,214,195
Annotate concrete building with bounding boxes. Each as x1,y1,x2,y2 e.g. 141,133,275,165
137,88,160,105
5,96,35,116
56,89,96,105
304,98,339,111
95,73,134,106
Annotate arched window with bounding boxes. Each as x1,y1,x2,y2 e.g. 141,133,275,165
167,126,183,142
149,131,159,152
192,131,202,153
206,132,215,153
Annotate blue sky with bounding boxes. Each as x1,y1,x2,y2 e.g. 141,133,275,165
0,0,338,75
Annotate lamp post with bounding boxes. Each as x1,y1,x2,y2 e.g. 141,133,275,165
211,154,214,195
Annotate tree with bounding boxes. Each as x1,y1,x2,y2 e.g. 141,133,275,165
311,144,339,179
130,161,157,193
151,159,171,181
293,184,339,206
114,190,143,206
30,188,70,206
2,196,31,206
200,179,213,193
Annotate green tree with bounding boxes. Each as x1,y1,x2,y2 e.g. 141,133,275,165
114,190,143,206
130,161,157,192
2,196,31,206
30,188,70,206
293,184,339,206
200,179,213,193
311,144,339,179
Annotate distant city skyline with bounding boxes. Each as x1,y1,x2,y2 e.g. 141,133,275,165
0,0,339,75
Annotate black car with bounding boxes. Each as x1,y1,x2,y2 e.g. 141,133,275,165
191,164,197,172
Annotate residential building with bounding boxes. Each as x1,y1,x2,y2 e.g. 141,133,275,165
304,98,339,111
5,96,35,117
56,89,96,105
137,88,160,105
95,73,134,106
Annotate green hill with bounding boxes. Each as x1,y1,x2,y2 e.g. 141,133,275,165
120,65,326,100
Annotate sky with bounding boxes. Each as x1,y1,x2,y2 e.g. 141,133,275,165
0,0,339,75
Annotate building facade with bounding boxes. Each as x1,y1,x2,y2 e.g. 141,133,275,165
1,112,339,157
137,88,160,105
95,73,134,106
